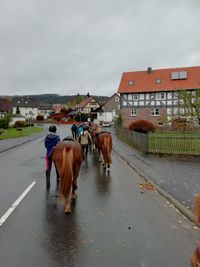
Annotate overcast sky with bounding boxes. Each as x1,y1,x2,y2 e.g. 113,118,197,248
0,0,199,96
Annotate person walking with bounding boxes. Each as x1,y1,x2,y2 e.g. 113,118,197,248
77,124,84,139
44,125,60,189
71,123,78,139
79,126,92,158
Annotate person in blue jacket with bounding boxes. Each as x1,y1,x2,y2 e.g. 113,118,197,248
44,125,60,189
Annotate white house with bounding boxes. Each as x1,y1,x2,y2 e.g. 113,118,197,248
12,97,38,119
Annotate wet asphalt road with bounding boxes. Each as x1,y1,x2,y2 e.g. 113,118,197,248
0,125,199,267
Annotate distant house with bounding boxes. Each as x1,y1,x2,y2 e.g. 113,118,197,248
0,98,12,117
52,104,66,113
12,97,38,119
93,93,120,123
117,66,200,128
75,96,100,114
38,104,54,120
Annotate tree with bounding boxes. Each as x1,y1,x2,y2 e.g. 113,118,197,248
175,89,200,125
0,112,11,129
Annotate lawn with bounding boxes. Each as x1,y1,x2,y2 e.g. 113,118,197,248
0,127,44,140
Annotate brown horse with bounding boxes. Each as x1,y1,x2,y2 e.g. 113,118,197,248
95,132,112,169
52,139,83,213
191,242,200,266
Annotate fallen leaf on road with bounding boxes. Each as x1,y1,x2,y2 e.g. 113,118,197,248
138,183,156,191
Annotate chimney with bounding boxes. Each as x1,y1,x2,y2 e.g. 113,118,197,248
147,67,152,74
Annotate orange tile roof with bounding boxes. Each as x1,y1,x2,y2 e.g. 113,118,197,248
76,96,97,108
117,66,200,93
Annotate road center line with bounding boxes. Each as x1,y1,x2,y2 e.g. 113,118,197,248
0,181,36,227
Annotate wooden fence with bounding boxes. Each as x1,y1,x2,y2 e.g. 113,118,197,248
116,128,148,153
116,128,200,155
148,132,200,155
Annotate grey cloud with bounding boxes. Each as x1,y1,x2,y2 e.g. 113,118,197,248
0,0,199,96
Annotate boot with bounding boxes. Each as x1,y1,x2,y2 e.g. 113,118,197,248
46,170,50,189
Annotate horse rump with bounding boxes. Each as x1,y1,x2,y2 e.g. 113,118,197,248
97,133,112,167
52,140,83,213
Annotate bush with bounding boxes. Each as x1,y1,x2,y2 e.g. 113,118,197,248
128,119,156,133
0,113,11,129
14,120,26,128
36,115,44,121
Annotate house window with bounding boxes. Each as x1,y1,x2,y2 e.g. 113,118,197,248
167,92,172,99
150,108,159,116
139,94,144,100
139,101,144,106
156,92,165,100
133,94,138,100
167,108,172,115
128,94,132,100
150,93,155,99
128,80,134,86
131,108,137,116
115,96,119,102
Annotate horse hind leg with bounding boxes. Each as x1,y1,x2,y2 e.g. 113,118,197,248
98,150,102,162
71,192,77,206
64,198,72,214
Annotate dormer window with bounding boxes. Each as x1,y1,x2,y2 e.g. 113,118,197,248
128,80,134,86
155,78,161,84
171,71,187,80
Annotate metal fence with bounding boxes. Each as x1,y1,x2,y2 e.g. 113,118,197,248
116,128,200,155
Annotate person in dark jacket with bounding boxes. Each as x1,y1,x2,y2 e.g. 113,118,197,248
44,125,60,189
71,124,78,139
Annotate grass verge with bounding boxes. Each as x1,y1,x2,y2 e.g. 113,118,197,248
0,127,44,140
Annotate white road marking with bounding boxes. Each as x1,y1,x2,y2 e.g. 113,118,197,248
0,181,36,226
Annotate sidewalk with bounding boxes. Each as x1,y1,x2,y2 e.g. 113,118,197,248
111,130,200,223
0,129,199,223
0,132,45,153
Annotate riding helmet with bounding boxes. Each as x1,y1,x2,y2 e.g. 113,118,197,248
49,125,57,133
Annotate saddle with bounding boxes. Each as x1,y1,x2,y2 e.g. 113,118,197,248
63,136,76,142
96,131,111,138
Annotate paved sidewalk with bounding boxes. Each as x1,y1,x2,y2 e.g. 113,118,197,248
111,130,200,223
0,129,199,223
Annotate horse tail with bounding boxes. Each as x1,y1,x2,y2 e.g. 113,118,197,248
60,146,73,199
102,134,112,164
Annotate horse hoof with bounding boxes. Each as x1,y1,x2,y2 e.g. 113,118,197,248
64,207,71,214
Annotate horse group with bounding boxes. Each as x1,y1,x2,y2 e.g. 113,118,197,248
51,125,112,213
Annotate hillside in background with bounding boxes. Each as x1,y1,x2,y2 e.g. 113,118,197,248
1,94,109,105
